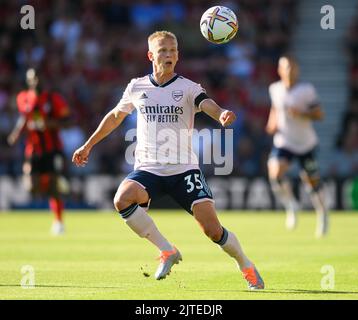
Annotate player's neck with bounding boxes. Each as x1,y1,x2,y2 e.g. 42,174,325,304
28,86,40,94
282,79,297,89
152,71,176,86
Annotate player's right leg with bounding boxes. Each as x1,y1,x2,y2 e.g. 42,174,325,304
114,177,177,279
268,149,299,230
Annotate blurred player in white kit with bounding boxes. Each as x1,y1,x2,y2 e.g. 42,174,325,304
266,55,329,238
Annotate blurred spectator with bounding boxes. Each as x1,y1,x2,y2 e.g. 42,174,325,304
226,36,256,80
49,12,82,61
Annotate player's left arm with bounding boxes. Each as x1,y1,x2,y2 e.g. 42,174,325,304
306,104,324,121
289,84,324,121
200,99,236,127
289,104,324,121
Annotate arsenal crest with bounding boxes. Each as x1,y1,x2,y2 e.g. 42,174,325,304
172,90,183,102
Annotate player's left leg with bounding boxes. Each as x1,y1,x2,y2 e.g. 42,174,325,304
192,201,264,290
299,151,329,238
168,169,264,289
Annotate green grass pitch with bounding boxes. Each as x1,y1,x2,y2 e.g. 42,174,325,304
0,210,357,300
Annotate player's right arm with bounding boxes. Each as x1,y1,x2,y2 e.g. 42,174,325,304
72,108,129,167
7,115,27,146
8,90,32,146
266,106,278,135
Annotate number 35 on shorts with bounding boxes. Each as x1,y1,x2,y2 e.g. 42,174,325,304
184,173,212,196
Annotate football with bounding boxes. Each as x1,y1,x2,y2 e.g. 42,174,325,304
200,6,238,44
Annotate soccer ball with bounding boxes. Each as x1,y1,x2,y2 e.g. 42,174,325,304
200,6,238,44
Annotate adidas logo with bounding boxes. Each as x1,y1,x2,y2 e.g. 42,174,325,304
198,190,207,197
140,92,148,99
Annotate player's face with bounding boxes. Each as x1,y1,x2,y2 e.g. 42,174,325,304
26,68,39,89
148,37,178,74
278,57,299,83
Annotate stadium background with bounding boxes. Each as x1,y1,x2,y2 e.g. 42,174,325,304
0,0,357,211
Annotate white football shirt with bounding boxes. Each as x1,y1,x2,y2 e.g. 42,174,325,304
115,74,208,176
269,81,320,154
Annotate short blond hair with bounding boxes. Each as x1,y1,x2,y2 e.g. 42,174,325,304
148,31,177,49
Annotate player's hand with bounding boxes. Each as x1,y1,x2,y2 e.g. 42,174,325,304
219,110,236,127
287,107,304,118
7,133,18,146
265,124,277,135
72,145,91,167
27,119,45,131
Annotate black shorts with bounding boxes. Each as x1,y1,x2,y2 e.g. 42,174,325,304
26,152,65,175
125,169,214,214
269,147,319,176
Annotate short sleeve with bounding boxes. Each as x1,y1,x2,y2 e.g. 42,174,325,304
304,84,320,109
190,83,209,112
114,79,136,114
16,90,37,114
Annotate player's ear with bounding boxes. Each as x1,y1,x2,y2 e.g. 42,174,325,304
147,51,153,62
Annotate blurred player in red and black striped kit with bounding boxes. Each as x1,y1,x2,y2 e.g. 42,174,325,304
8,68,70,235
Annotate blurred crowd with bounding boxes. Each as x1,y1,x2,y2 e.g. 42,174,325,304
1,0,299,177
328,7,358,178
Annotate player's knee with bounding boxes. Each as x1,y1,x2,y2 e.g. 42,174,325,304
270,176,281,184
304,175,322,194
269,177,283,192
113,190,136,212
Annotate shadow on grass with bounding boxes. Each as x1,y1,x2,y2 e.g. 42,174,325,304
2,284,358,295
186,288,358,295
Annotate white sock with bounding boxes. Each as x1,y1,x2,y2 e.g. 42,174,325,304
310,189,327,214
271,179,298,213
217,228,252,270
310,189,329,236
122,205,173,252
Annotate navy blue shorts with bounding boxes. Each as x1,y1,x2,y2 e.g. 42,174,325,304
269,147,319,176
125,169,214,214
